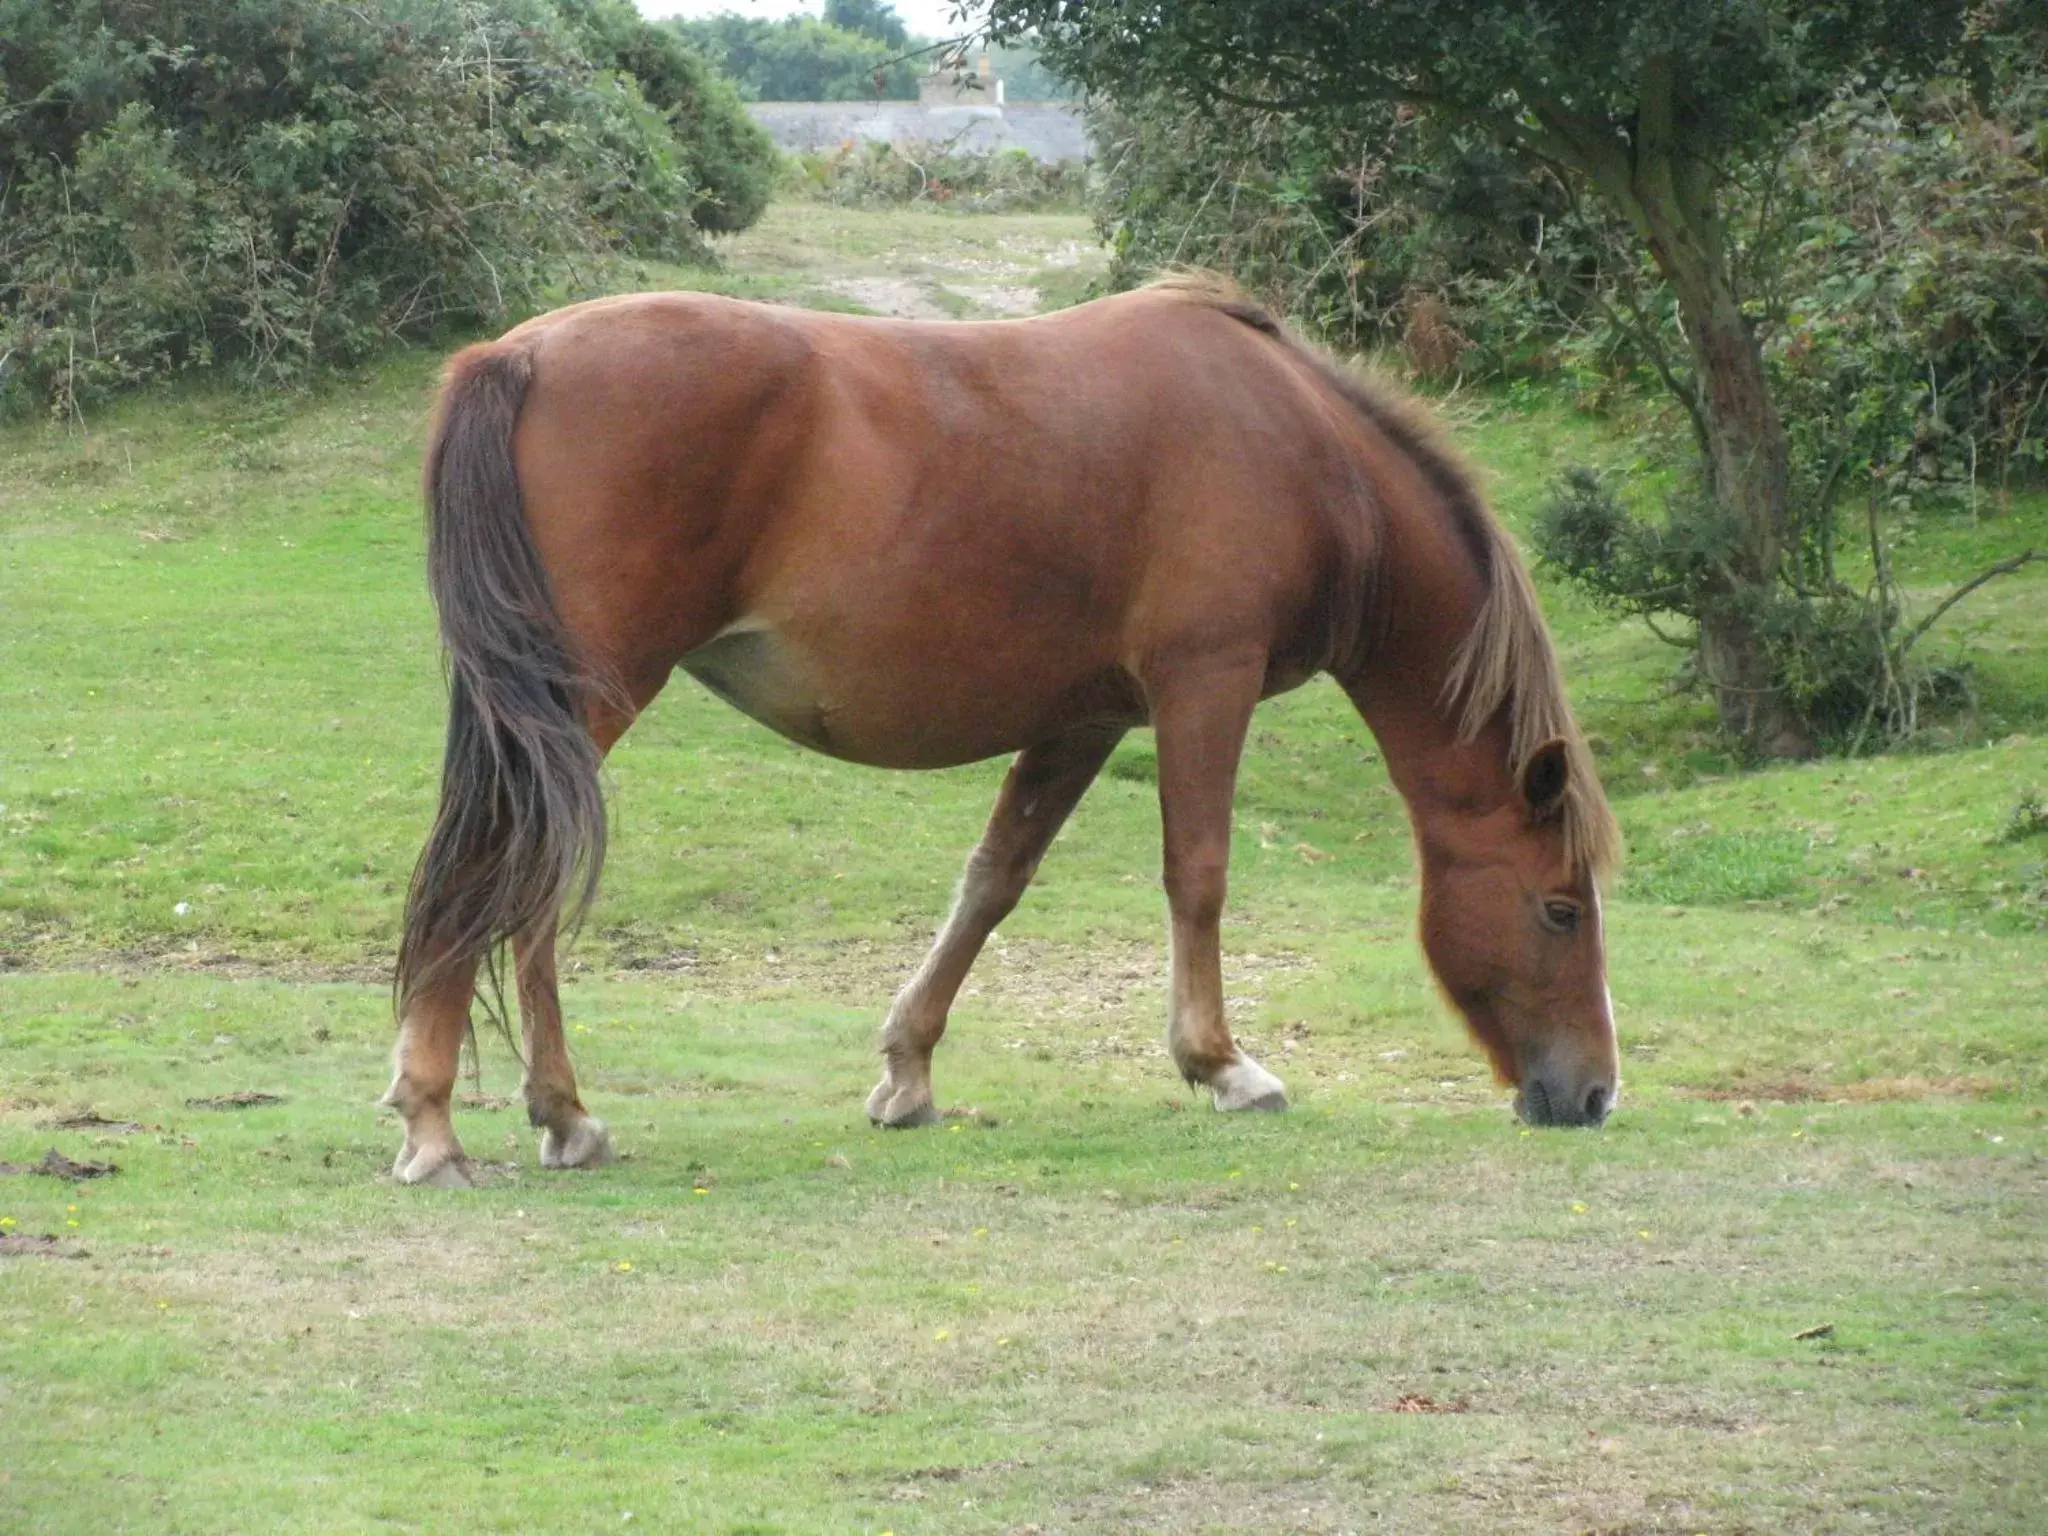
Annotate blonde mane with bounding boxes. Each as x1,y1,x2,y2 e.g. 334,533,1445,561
1153,272,1622,883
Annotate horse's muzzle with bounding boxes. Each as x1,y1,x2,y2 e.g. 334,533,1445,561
1516,1075,1614,1128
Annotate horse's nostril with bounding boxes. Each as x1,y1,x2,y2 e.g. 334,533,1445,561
1583,1084,1610,1123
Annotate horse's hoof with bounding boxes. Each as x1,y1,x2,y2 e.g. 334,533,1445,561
865,1080,941,1128
865,1072,941,1128
540,1115,615,1170
1212,1057,1289,1113
863,1078,893,1122
396,1145,474,1188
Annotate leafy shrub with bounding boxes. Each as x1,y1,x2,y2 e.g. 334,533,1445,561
1084,91,1629,374
1534,466,1981,748
560,0,777,234
1998,792,2048,845
1769,50,2048,502
783,142,1087,212
0,0,771,414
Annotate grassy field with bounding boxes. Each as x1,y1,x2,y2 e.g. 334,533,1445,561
2,203,2044,1533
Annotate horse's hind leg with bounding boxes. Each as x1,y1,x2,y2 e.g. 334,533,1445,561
382,950,483,1187
506,675,664,1170
868,725,1126,1127
514,918,615,1169
1152,660,1288,1111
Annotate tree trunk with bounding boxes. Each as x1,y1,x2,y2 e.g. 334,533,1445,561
1547,60,1812,755
1667,259,1812,756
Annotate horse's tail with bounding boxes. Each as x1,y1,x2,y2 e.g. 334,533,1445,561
395,343,608,1020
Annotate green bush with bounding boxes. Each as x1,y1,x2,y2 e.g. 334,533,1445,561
1084,92,1625,373
1770,51,2048,501
783,141,1087,213
0,0,770,415
560,0,777,234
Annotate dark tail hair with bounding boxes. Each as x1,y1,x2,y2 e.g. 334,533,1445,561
395,344,609,1022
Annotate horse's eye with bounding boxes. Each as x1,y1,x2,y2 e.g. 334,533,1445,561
1541,899,1582,934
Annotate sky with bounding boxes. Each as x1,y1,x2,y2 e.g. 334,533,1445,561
631,0,987,41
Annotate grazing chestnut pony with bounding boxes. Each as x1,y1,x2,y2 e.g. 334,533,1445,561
384,275,1621,1187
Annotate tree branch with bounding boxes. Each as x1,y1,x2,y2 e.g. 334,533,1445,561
1898,550,2041,657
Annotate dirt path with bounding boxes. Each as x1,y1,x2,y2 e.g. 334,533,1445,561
710,201,1108,320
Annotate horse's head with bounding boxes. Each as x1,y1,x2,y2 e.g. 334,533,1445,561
1415,738,1618,1127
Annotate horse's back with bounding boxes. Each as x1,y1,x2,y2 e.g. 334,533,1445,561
493,288,1368,765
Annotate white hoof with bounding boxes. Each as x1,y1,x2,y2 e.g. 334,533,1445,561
396,1144,474,1188
1212,1056,1289,1113
540,1115,615,1170
865,1075,939,1128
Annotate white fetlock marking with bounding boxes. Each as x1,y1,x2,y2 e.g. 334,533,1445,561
540,1116,615,1170
1212,1056,1288,1112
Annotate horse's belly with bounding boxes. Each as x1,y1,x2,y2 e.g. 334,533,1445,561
680,622,839,753
678,618,1106,767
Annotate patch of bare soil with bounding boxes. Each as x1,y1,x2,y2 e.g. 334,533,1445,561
0,942,387,983
0,1233,88,1259
1387,1392,1470,1413
11,936,1318,1050
0,1147,119,1180
1050,1475,1372,1536
619,935,1314,1064
822,277,950,319
157,1224,533,1333
43,1111,147,1134
186,1091,285,1110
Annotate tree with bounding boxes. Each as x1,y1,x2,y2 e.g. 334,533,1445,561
824,0,911,53
987,0,2004,752
675,14,921,101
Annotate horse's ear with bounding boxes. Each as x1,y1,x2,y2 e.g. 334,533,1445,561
1520,738,1571,820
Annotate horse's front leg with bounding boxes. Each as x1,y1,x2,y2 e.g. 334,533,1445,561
1153,659,1288,1112
514,918,615,1169
868,726,1126,1127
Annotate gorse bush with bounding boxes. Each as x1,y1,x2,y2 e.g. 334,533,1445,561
557,0,778,235
0,0,773,415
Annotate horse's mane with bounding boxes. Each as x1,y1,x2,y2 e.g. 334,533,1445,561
1151,272,1622,884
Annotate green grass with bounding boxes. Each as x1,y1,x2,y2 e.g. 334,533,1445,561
3,202,2045,1532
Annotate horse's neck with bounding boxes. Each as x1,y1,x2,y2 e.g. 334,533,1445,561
1336,499,1517,837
